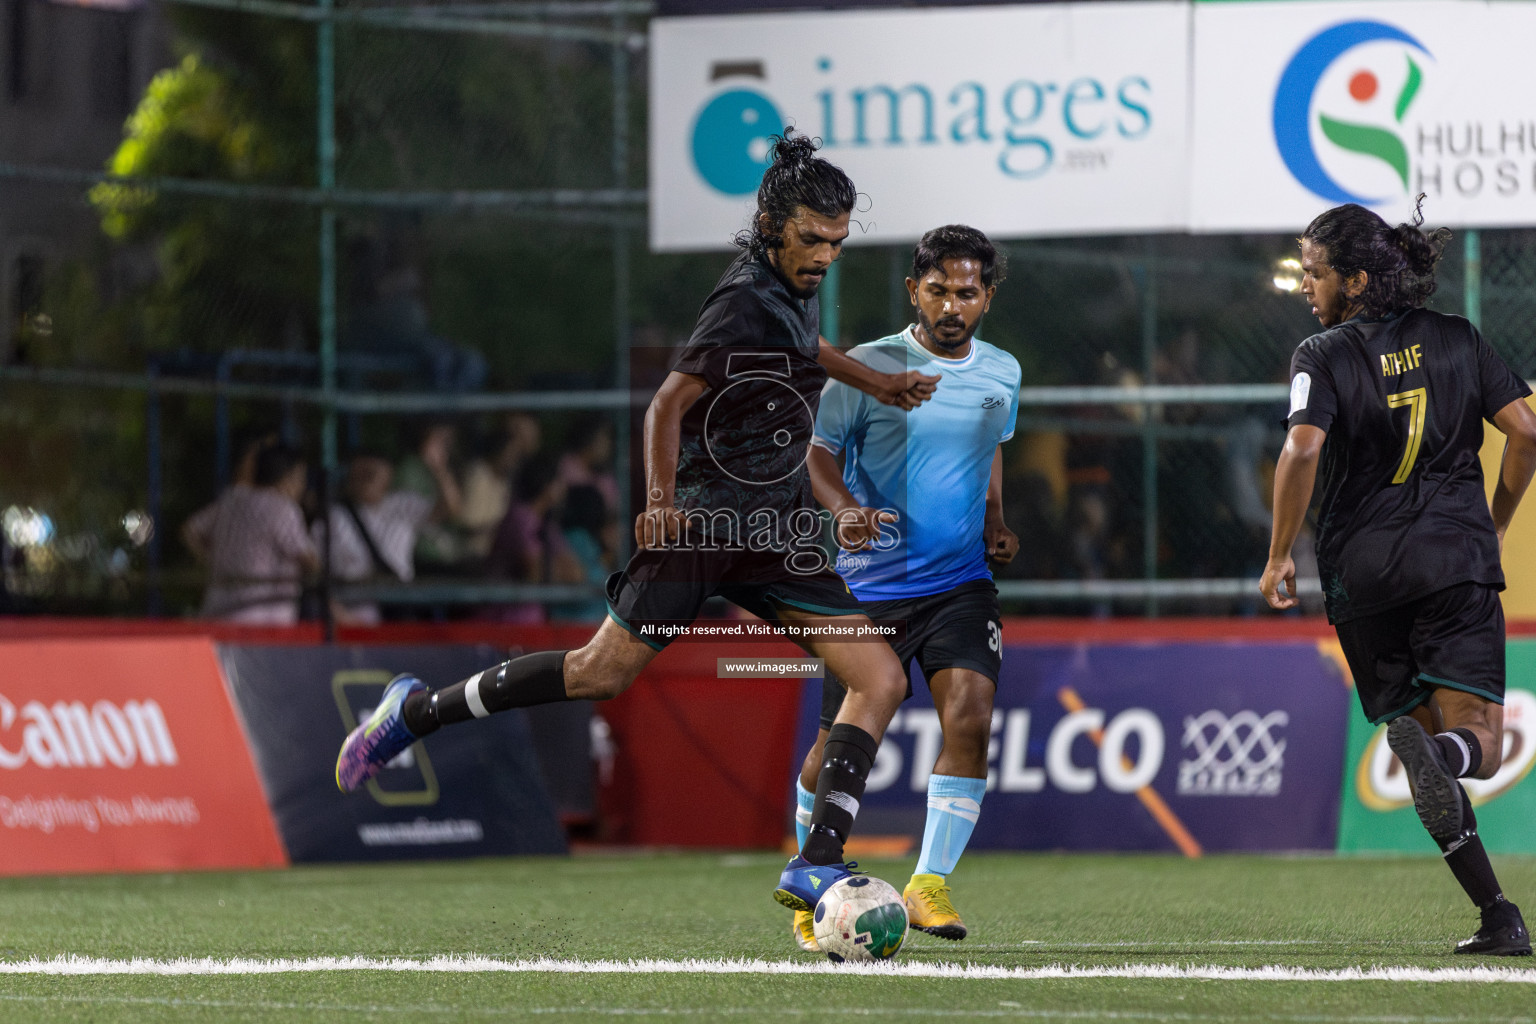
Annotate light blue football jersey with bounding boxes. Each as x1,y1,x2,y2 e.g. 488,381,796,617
812,327,1021,600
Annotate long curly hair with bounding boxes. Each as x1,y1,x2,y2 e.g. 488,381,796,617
733,128,857,259
1301,196,1451,317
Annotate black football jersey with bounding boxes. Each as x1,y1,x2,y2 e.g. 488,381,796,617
1287,308,1530,624
668,251,826,548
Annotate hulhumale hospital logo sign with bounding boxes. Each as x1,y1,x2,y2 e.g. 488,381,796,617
1272,20,1431,206
691,62,784,195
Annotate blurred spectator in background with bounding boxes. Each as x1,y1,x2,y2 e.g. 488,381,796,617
227,426,280,489
182,426,281,529
549,484,617,622
1065,353,1143,613
318,445,458,625
485,454,582,623
183,444,317,624
345,235,486,392
184,425,280,545
0,531,16,613
997,432,1068,582
394,420,466,570
557,418,618,516
1150,328,1279,587
460,412,542,562
1152,327,1207,426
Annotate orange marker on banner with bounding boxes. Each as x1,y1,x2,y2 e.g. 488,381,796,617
1057,686,1203,859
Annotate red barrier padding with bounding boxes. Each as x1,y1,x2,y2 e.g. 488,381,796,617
594,641,806,849
0,638,289,875
0,618,326,643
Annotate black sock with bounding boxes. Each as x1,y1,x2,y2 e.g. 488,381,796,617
801,722,879,866
1438,784,1505,909
1434,728,1482,778
402,650,568,736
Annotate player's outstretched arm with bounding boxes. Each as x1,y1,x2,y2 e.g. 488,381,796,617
807,444,895,551
984,447,1018,565
1490,396,1536,553
817,337,938,410
637,371,708,549
1260,424,1325,610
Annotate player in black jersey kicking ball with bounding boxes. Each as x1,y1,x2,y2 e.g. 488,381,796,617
1262,199,1536,956
337,129,940,914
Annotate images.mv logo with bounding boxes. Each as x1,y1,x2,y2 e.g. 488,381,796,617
689,55,1157,196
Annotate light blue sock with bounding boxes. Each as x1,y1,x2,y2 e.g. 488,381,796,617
794,778,816,852
913,774,986,878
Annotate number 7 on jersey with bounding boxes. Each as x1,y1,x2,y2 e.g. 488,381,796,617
1386,386,1427,484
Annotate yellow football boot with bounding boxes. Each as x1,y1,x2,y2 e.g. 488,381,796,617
903,873,967,940
792,909,820,952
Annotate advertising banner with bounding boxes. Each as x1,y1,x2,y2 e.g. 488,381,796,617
1191,1,1536,232
795,640,1352,852
650,3,1191,250
1337,638,1536,854
0,638,286,875
219,645,566,863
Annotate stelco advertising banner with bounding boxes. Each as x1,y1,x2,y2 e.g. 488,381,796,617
650,3,1191,250
1339,638,1536,854
0,639,287,875
1192,1,1536,232
796,640,1353,853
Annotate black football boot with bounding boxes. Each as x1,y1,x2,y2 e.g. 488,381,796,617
1455,900,1533,956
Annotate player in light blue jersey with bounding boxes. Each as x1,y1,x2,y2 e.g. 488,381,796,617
788,225,1021,951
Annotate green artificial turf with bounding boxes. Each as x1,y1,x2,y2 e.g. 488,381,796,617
0,851,1532,1022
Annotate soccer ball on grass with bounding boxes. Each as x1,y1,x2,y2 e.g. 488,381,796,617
812,875,908,962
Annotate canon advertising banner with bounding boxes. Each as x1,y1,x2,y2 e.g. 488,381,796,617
1338,638,1536,855
1192,1,1536,231
796,640,1352,853
650,3,1191,250
0,638,287,875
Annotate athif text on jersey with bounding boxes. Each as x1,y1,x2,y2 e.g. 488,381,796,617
1381,345,1424,377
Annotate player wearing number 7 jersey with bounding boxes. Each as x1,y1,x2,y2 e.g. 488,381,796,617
1262,199,1536,956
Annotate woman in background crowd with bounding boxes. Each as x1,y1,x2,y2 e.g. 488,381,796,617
183,444,318,623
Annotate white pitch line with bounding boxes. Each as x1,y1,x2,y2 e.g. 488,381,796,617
0,957,1533,984
0,994,1530,1024
985,941,1391,949
960,941,1454,952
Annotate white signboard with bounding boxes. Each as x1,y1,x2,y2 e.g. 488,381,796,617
1191,1,1536,231
650,3,1191,251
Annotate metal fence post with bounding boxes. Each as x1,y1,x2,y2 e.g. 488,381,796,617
612,10,633,561
214,354,232,490
1140,237,1159,617
1465,228,1482,331
146,362,163,617
821,259,841,346
317,0,338,641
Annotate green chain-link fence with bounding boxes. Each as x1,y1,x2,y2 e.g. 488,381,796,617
3,1,1535,619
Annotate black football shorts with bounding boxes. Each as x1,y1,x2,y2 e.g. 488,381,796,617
1334,581,1506,725
818,577,1002,729
606,544,863,651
